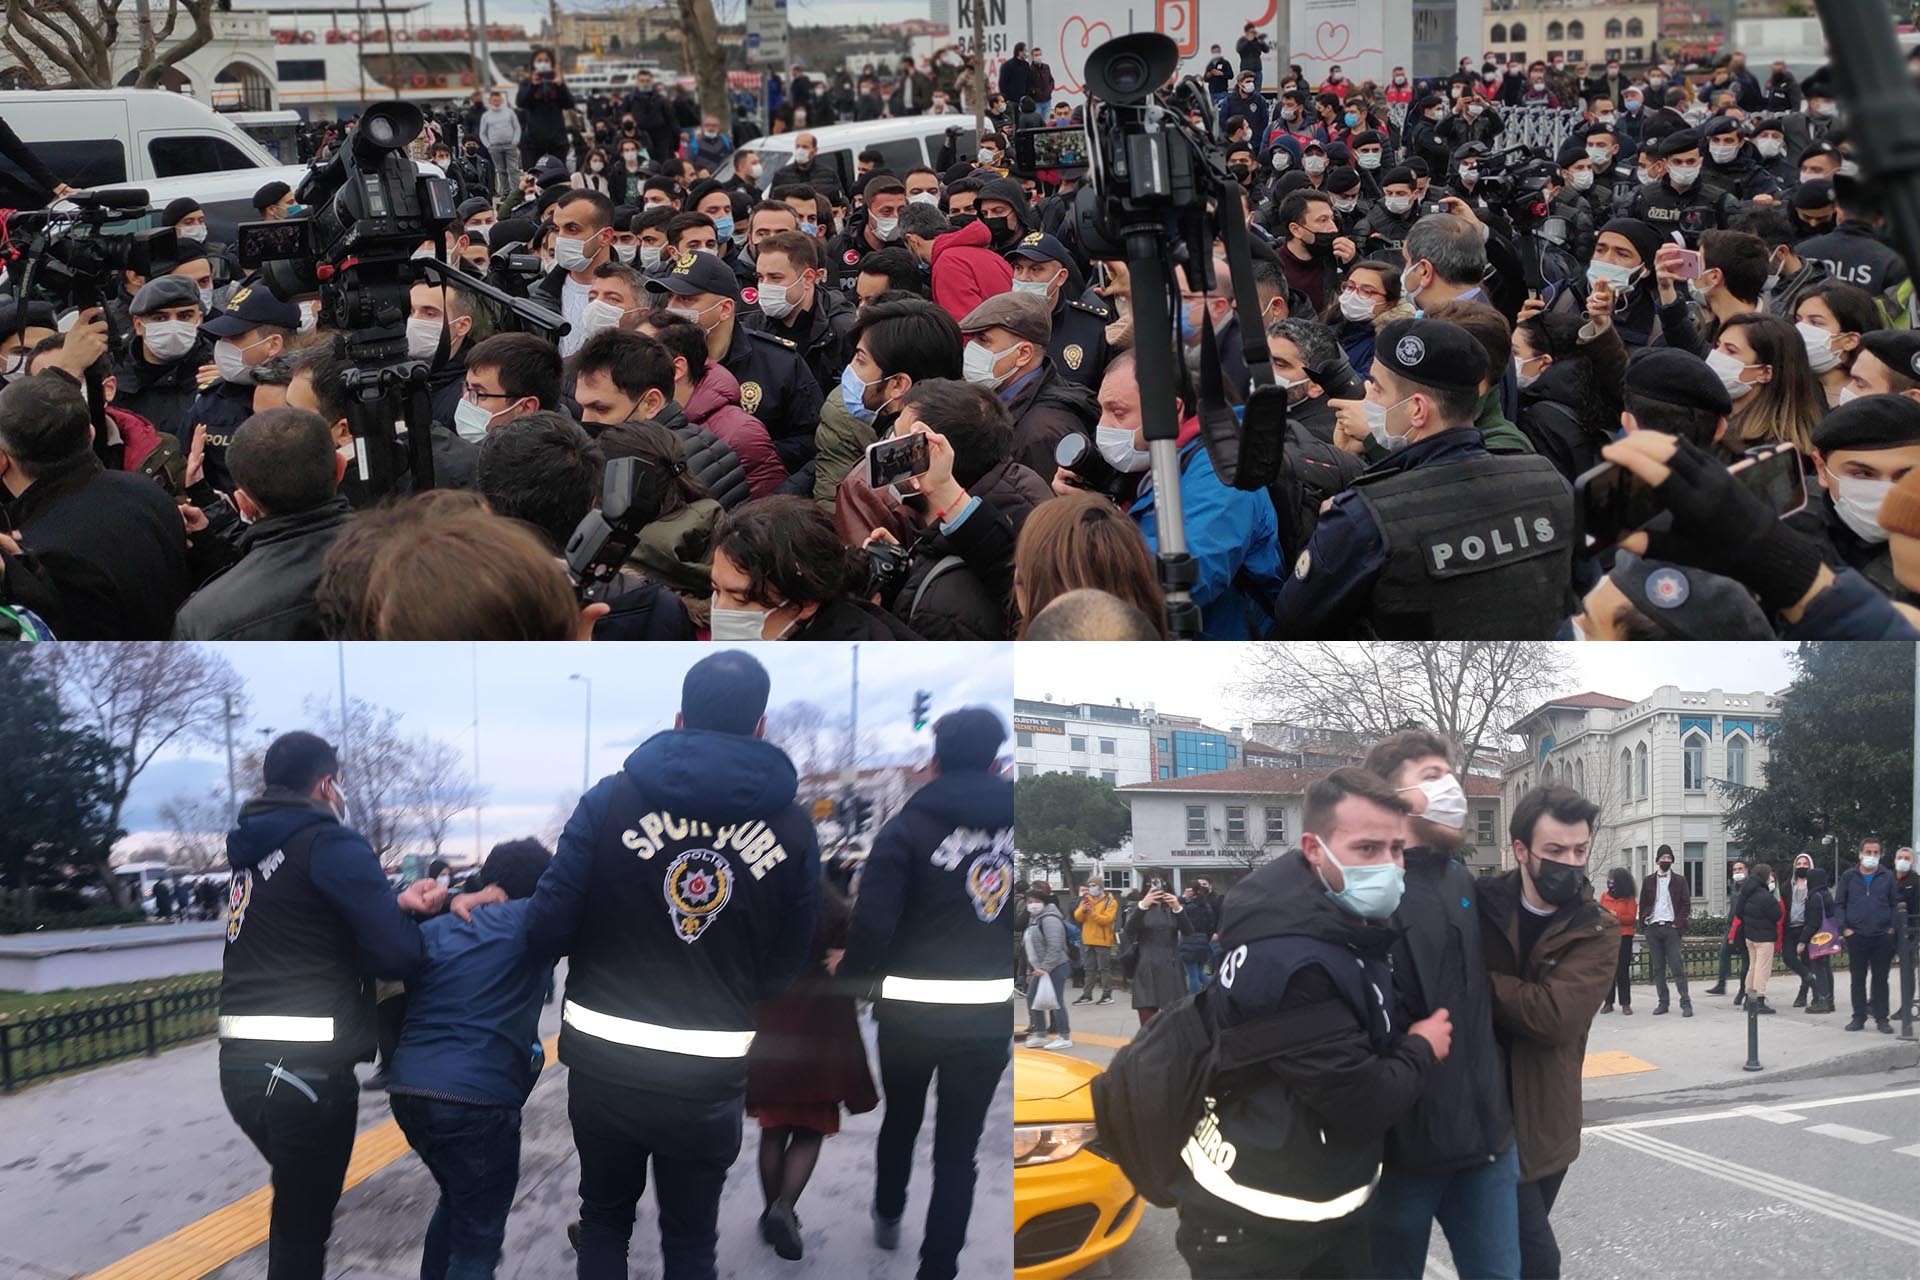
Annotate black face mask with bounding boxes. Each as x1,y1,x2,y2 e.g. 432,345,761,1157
984,215,1016,246
1658,861,1674,874
949,212,979,231
1530,855,1586,907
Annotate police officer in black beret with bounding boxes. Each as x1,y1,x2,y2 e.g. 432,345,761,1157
1621,348,1736,456
1796,174,1912,301
1005,231,1110,390
1624,129,1735,247
1700,116,1783,204
1789,393,1920,596
654,251,823,472
1266,317,1576,639
1848,330,1920,401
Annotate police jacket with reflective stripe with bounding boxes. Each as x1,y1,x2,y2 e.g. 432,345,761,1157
1352,444,1573,639
1176,851,1436,1231
841,769,1018,1040
218,791,428,1068
522,728,820,1100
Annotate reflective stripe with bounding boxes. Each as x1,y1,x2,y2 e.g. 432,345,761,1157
218,1014,335,1042
879,975,1016,1004
562,1000,755,1058
1181,1137,1380,1222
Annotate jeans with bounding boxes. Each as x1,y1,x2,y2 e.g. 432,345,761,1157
1025,964,1070,1037
1516,1169,1567,1279
487,146,516,195
390,1094,521,1280
873,1024,1008,1280
1367,1143,1521,1280
1611,935,1633,1006
219,1059,360,1280
1646,922,1689,1005
1849,931,1896,1022
1177,1210,1373,1278
1083,943,1111,996
566,1070,741,1280
1184,959,1209,994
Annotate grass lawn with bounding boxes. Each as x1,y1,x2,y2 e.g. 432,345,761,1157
0,972,219,1019
0,973,222,1090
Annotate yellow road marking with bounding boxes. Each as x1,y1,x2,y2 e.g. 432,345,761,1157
1063,1031,1135,1048
1583,1050,1658,1078
88,1033,562,1280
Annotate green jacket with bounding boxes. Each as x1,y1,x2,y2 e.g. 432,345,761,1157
813,395,880,505
1475,387,1534,455
627,499,722,598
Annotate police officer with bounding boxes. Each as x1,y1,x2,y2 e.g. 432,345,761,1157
1268,317,1576,638
219,731,445,1280
1700,116,1783,204
840,707,1016,1280
457,650,819,1280
826,173,908,294
185,284,301,492
1625,129,1734,247
1360,166,1421,264
1795,176,1911,302
112,275,212,442
1005,231,1111,390
653,251,824,472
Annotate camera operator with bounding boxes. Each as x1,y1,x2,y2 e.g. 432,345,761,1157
517,48,574,169
869,379,1051,639
1006,232,1113,391
406,281,482,486
172,408,352,641
0,374,188,639
711,494,919,639
1235,22,1271,78
0,300,58,384
185,286,300,493
293,347,480,501
113,275,213,442
957,293,1098,482
572,328,752,509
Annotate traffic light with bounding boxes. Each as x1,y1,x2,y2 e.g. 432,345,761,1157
847,795,875,834
911,689,932,731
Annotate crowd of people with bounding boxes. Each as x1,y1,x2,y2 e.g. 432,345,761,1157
10,43,1920,640
213,652,1016,1280
144,873,226,921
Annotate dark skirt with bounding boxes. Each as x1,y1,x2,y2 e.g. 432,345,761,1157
745,976,879,1131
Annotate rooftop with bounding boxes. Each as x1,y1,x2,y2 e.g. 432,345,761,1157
1120,767,1502,798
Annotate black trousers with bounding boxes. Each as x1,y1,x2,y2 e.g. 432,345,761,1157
1611,935,1633,1006
873,1023,1009,1280
1175,1210,1373,1279
1516,1168,1568,1280
1781,924,1812,987
567,1070,742,1280
219,1059,361,1280
1849,932,1896,1022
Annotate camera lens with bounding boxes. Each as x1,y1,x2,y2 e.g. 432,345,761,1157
1108,53,1149,96
366,115,396,147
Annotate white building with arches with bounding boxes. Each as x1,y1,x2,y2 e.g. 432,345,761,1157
1502,686,1780,915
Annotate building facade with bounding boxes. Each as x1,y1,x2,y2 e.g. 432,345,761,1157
1503,686,1779,915
1013,699,1154,788
1482,1,1662,70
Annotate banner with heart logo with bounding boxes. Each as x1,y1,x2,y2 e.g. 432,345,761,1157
1288,0,1387,85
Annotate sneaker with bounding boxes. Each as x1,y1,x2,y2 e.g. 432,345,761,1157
1023,1034,1048,1047
872,1209,901,1251
765,1201,803,1261
1652,1004,1670,1015
1071,995,1093,1005
1044,1037,1073,1049
1878,1020,1895,1035
1097,994,1114,1005
1681,1003,1694,1018
1846,1018,1867,1031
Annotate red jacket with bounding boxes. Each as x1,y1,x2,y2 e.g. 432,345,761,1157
930,218,1013,324
1599,891,1637,937
107,404,162,473
685,362,788,500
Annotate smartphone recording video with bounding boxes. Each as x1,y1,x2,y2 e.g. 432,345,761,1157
866,432,930,490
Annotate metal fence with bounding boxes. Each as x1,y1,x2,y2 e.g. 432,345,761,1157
1626,937,1851,985
0,975,222,1094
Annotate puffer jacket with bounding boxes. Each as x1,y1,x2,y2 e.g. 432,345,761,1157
1023,902,1070,972
1734,876,1784,947
684,363,788,500
812,394,881,506
888,460,1048,640
650,400,750,511
1478,869,1617,1182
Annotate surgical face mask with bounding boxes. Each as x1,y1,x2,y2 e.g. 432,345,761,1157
1403,773,1469,830
213,337,263,384
0,352,24,379
1587,259,1637,293
1333,195,1358,214
871,215,900,240
141,319,198,362
1311,835,1406,920
1709,142,1740,165
1514,355,1545,389
1338,289,1376,322
1303,155,1327,176
977,150,1000,166
534,60,552,72
1010,278,1052,298
621,150,640,164
799,218,820,237
1384,194,1413,216
712,214,735,241
1706,347,1757,399
579,298,630,336
1095,423,1151,473
1527,855,1586,908
1271,150,1291,172
614,243,637,264
639,244,663,270
1755,137,1784,158
1899,857,1914,872
1832,474,1894,544
1637,166,1656,185
908,191,939,206
589,159,605,173
453,395,501,442
1400,261,1426,306
963,341,1016,388
177,223,208,243
709,603,779,641
1734,870,1748,882
1458,166,1479,185
1812,101,1836,118
1624,98,1643,114
553,233,597,272
1358,150,1382,170
666,303,714,331
198,286,216,312
1838,158,1861,179
1667,163,1701,189
1861,854,1881,871
1365,394,1414,451
1570,169,1595,191
1797,321,1839,374
405,316,444,360
839,363,882,423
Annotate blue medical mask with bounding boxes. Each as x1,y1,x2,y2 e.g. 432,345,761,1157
1310,835,1406,920
712,214,735,240
840,362,882,423
1343,111,1360,127
1178,299,1207,344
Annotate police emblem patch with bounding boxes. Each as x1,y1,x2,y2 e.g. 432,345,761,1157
740,380,763,413
1022,231,1044,246
664,849,733,942
1910,351,1920,378
1294,549,1312,580
226,871,252,943
966,851,1012,923
229,286,253,307
673,252,697,271
1644,567,1690,608
843,249,860,265
1395,335,1426,365
741,285,759,306
1063,342,1084,370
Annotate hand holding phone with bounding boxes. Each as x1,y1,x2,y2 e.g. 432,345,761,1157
1576,440,1805,550
865,431,929,489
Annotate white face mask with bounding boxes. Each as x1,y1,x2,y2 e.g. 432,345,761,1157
1733,871,1746,883
1458,166,1479,184
1095,423,1151,473
1705,347,1756,399
1333,196,1358,213
614,243,638,264
453,395,502,442
757,279,800,320
666,303,713,331
1400,261,1427,306
1303,156,1328,176
871,215,900,240
589,160,605,172
141,319,198,362
1365,394,1414,451
793,145,814,163
963,341,1017,388
1860,854,1881,871
1338,289,1376,322
1796,321,1839,374
579,298,630,336
1899,857,1914,872
1010,278,1052,297
199,286,216,312
1587,144,1615,167
177,223,209,243
1513,355,1544,389
1832,474,1894,544
639,245,664,270
405,316,444,360
1400,773,1469,830
1586,259,1637,293
1667,163,1701,189
1384,194,1413,216
1709,142,1740,165
553,233,598,272
213,337,263,384
908,191,939,206
1358,151,1382,170
1569,169,1595,191
1755,137,1784,158
709,602,781,640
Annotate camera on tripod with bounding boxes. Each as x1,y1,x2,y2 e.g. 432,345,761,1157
2,189,176,311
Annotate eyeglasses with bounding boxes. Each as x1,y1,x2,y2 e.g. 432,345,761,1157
463,385,516,402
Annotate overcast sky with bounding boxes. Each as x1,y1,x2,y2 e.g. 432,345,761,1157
298,0,925,38
124,641,1009,860
1015,643,1806,736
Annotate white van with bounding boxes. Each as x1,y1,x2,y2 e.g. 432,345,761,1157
113,861,176,916
727,116,980,198
0,89,307,243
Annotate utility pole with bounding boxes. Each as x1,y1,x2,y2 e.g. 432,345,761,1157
1911,642,1918,856
337,641,351,780
477,0,493,92
472,643,483,861
848,644,860,774
972,0,986,137
223,693,238,825
1272,0,1290,86
569,674,593,795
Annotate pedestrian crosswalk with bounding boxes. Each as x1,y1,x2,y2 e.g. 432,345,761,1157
1804,1122,1890,1144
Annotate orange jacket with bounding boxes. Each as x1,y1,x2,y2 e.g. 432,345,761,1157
1599,891,1637,937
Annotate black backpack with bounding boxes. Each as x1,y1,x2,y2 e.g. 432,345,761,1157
1089,985,1357,1207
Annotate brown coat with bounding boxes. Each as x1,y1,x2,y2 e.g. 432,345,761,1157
1479,869,1617,1183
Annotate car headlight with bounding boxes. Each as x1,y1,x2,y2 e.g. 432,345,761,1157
1014,1121,1098,1166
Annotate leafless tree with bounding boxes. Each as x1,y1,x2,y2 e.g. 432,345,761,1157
404,736,484,859
158,789,228,873
49,643,245,904
1236,642,1572,776
303,694,413,861
675,0,728,135
763,699,846,782
3,0,216,90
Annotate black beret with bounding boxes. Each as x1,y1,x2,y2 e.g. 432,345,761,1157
1555,139,1590,169
1273,171,1314,197
161,197,202,226
252,180,292,212
1609,553,1774,640
1703,115,1743,138
1373,317,1488,393
0,299,57,342
1859,330,1920,388
1792,178,1835,210
1624,348,1733,415
1413,93,1443,112
1598,217,1666,269
1660,128,1705,157
1326,142,1355,165
1404,156,1432,178
1350,129,1386,147
456,196,495,221
1324,166,1361,194
1812,393,1920,453
1381,165,1416,188
1799,141,1840,164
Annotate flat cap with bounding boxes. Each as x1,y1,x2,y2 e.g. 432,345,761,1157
1860,330,1920,386
1813,392,1920,453
131,273,203,316
1372,317,1487,393
1609,552,1774,640
655,250,741,300
959,291,1052,344
1624,348,1733,414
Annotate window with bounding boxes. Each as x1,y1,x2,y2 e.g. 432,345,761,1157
1510,21,1526,40
1546,21,1563,40
1265,807,1287,843
1604,18,1622,38
1072,768,1087,778
1477,807,1495,846
1070,735,1087,752
1490,22,1508,42
1186,806,1208,844
1605,46,1624,61
1626,18,1644,38
1635,743,1649,798
1016,731,1034,748
1567,20,1584,38
1566,47,1584,62
1101,770,1118,785
871,138,925,178
1620,749,1634,801
1227,745,1237,759
1682,730,1707,791
1159,766,1170,779
277,58,327,80
1018,764,1035,779
1102,867,1134,891
1542,762,1554,786
1099,738,1116,755
1158,737,1170,752
1226,806,1247,843
1683,842,1706,898
0,138,126,190
1726,734,1748,787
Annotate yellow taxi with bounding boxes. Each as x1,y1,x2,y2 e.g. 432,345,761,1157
1013,1046,1142,1279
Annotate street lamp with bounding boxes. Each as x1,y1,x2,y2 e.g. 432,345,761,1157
223,694,245,824
568,674,592,794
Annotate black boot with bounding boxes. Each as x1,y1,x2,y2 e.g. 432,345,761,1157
1754,996,1776,1014
1733,989,1745,1008
1704,984,1727,995
1601,1000,1614,1014
1793,982,1809,1008
1652,1003,1670,1015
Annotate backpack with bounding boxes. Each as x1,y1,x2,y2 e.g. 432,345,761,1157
1088,986,1359,1207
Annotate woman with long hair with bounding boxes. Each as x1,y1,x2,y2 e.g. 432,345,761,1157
1599,867,1638,1014
1710,313,1823,453
1792,280,1878,408
572,146,611,195
1012,493,1168,638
